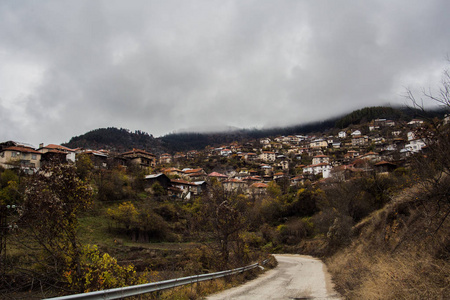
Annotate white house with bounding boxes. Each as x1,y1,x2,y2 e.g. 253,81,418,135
351,130,362,136
220,149,232,156
405,139,426,153
407,131,416,141
408,119,423,126
303,163,332,178
260,138,271,145
259,151,276,162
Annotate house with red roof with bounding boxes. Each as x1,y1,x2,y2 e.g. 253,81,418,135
0,145,41,171
241,176,262,186
303,162,332,178
208,171,228,181
183,168,207,181
290,175,305,186
312,155,330,165
162,167,183,177
220,149,232,156
249,182,268,195
38,144,77,163
273,172,285,180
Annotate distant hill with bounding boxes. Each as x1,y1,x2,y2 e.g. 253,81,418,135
159,118,340,152
63,120,342,154
63,127,166,153
334,106,446,128
158,106,446,151
63,106,447,154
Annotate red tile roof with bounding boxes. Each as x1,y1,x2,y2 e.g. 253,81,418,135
242,176,261,181
184,168,204,174
208,172,228,178
171,179,191,185
121,149,155,157
251,182,268,188
43,144,76,152
188,172,206,177
374,161,396,166
3,146,41,154
45,149,68,154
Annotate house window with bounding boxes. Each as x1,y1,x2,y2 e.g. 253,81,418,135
32,154,37,160
12,152,19,157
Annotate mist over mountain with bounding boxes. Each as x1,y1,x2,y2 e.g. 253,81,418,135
63,106,447,154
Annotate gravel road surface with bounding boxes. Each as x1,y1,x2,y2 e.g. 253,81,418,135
206,254,340,300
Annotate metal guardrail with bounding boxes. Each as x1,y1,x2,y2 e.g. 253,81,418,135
44,260,268,300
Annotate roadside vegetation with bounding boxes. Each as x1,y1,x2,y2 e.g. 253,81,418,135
3,150,445,299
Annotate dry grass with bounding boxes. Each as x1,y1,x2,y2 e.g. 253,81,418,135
326,183,450,300
358,251,449,299
328,246,449,300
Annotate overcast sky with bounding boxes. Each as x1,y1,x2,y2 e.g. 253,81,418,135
1,1,450,147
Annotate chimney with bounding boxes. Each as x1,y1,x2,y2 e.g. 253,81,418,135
39,143,44,149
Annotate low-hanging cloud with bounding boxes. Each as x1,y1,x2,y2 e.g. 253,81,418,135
1,0,450,147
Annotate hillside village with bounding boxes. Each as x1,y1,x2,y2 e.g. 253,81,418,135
1,112,449,299
0,116,442,199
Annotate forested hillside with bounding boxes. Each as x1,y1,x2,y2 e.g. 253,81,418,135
63,127,167,153
334,106,445,128
63,106,445,154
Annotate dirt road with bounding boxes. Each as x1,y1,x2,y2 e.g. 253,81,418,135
206,254,340,300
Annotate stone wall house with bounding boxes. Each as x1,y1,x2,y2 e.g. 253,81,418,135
121,149,157,168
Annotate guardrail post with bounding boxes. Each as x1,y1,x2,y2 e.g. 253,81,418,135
196,274,201,295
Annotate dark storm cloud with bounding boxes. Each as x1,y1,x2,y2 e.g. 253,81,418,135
1,0,450,146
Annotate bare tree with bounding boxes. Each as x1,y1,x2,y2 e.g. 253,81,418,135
194,183,248,270
406,65,450,233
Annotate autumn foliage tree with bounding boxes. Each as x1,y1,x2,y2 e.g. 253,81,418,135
13,162,93,291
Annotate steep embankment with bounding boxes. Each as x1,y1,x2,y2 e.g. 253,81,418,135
326,182,450,299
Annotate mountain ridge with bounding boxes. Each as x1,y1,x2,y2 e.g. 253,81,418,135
63,106,446,154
